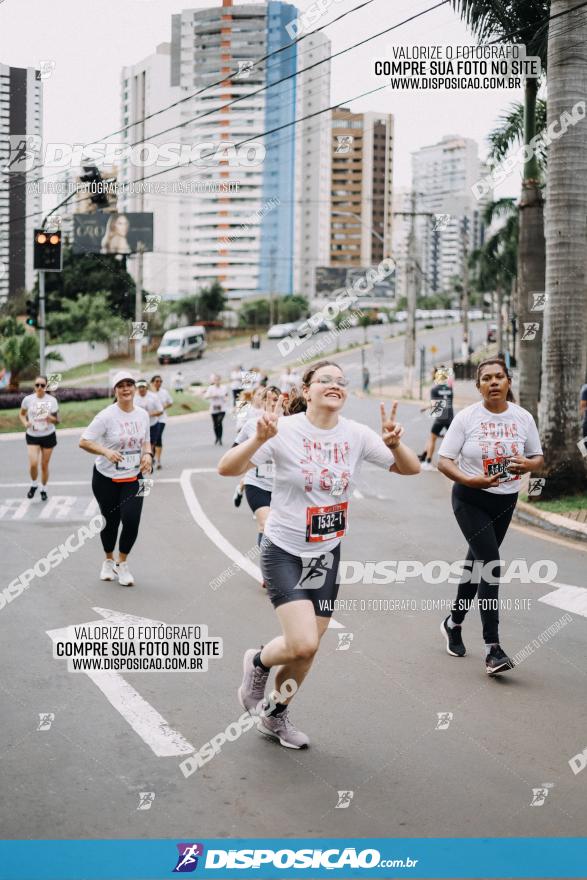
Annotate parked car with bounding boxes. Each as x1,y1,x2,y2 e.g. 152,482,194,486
157,326,206,364
267,322,297,339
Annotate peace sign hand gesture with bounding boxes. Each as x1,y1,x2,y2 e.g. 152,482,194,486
255,394,285,444
380,400,404,450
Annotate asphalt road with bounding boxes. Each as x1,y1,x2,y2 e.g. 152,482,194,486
1,331,586,843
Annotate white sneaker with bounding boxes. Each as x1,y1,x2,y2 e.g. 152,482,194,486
117,562,135,587
421,461,436,471
100,559,117,581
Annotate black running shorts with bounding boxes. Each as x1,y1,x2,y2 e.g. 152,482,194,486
431,417,452,437
260,536,341,617
26,432,57,448
244,484,272,512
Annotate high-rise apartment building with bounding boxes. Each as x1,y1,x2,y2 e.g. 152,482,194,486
411,134,491,298
330,107,393,268
0,64,42,303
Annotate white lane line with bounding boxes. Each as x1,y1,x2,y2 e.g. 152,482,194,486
539,581,587,618
179,468,343,628
47,608,195,757
0,477,187,488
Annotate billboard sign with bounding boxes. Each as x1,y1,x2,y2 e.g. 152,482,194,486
315,265,394,299
72,213,153,255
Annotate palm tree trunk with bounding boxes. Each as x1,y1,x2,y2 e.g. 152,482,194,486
496,286,504,354
538,0,587,498
517,76,546,420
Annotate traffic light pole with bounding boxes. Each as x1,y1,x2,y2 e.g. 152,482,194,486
135,241,145,366
39,270,46,375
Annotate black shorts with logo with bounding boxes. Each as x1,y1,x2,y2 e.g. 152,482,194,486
26,432,57,449
260,536,341,617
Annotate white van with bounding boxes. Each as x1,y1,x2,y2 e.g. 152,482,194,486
157,326,206,364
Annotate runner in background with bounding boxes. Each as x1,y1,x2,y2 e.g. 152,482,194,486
79,371,152,587
172,370,185,393
437,357,544,675
580,378,587,440
279,367,295,394
218,360,420,749
150,375,173,469
230,366,245,407
418,365,454,470
134,379,163,453
19,375,59,501
233,386,265,507
234,385,281,547
204,375,229,446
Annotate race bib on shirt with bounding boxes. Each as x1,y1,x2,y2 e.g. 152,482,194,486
305,501,348,543
116,450,141,471
483,456,517,482
32,418,48,432
255,462,275,480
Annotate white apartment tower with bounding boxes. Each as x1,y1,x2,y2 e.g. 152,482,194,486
120,43,184,298
0,64,42,303
411,134,491,298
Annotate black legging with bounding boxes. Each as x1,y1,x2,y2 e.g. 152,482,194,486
92,467,144,555
211,411,225,442
450,483,517,644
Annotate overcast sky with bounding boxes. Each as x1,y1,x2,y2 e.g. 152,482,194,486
1,0,522,199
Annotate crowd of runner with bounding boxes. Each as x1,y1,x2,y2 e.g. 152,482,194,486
19,353,587,747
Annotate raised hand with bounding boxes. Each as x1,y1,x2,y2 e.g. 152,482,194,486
255,394,284,443
380,400,404,449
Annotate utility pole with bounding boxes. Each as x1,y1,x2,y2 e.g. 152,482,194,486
39,271,46,375
461,218,470,362
393,194,434,398
269,245,276,326
135,241,145,366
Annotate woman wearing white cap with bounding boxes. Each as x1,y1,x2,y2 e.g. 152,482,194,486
79,371,152,586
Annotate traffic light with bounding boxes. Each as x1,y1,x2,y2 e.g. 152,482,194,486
79,164,110,208
25,298,38,327
34,229,62,271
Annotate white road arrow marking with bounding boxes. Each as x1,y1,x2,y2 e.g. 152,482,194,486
47,607,195,757
539,581,587,618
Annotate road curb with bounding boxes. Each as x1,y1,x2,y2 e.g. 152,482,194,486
514,499,587,544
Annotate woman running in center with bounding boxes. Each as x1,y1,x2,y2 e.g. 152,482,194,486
218,360,420,749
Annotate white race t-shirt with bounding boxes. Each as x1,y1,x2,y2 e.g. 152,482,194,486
438,401,542,494
236,416,274,492
250,412,395,555
82,403,150,480
21,393,59,437
205,384,228,414
135,390,161,427
153,387,173,423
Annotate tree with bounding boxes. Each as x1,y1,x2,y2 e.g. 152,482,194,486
39,247,136,320
46,292,127,344
0,333,40,390
537,0,587,498
238,298,270,328
199,282,226,321
451,0,549,419
470,198,518,354
277,294,309,323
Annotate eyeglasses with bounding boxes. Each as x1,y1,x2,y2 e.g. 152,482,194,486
310,375,349,388
34,383,46,389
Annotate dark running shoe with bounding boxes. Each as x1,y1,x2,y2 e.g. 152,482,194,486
486,645,514,675
27,486,37,499
418,451,427,462
440,615,466,657
40,490,48,502
233,485,243,508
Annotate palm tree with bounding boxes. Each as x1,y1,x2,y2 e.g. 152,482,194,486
470,198,518,354
538,0,587,497
451,1,549,420
0,333,40,390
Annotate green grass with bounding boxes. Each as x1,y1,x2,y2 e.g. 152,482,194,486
521,494,587,514
60,355,159,381
0,394,207,433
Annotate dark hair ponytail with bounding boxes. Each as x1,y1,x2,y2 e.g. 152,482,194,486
476,358,515,402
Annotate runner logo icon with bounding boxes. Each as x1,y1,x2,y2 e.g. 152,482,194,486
173,843,204,872
298,552,334,590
